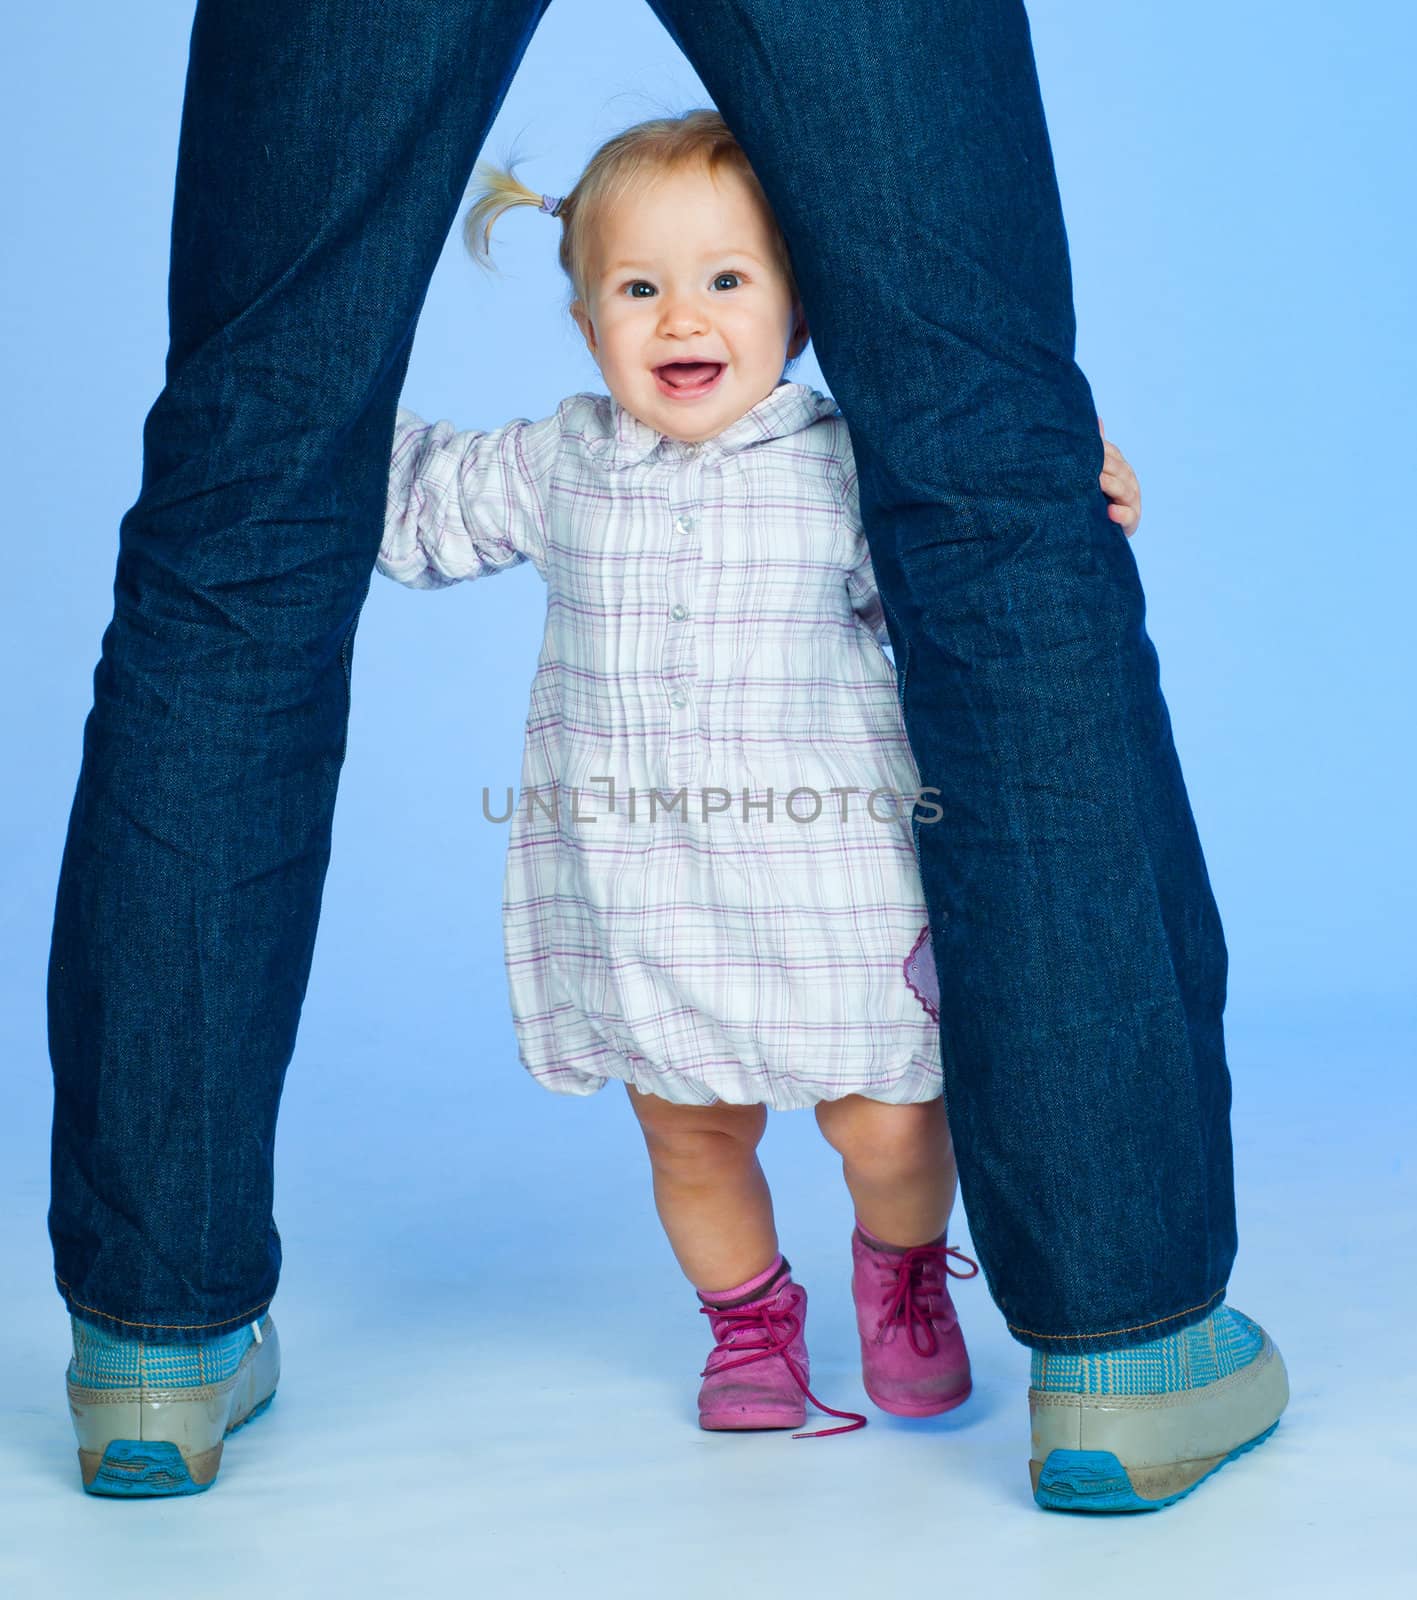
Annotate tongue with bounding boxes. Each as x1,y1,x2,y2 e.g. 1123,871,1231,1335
660,362,720,388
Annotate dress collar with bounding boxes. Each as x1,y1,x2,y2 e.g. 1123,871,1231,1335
587,379,841,470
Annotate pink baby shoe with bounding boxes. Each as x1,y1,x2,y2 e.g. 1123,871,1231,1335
698,1254,867,1439
852,1220,978,1416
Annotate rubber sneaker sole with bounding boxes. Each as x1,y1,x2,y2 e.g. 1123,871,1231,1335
1032,1417,1280,1511
68,1314,280,1497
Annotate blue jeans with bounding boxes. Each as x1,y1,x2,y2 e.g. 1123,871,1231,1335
47,0,1236,1354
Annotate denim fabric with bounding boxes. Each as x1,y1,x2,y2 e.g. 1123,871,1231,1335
48,0,1237,1353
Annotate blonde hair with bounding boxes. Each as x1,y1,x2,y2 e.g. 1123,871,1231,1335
462,108,805,369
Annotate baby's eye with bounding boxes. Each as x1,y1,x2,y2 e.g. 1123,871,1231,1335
622,273,743,298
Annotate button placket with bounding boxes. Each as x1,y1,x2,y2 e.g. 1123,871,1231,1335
664,460,703,789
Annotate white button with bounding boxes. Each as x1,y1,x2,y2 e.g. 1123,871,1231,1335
684,443,700,456
675,514,695,534
670,691,688,707
670,603,688,620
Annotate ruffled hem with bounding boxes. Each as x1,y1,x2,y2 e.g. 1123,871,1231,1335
525,1048,943,1111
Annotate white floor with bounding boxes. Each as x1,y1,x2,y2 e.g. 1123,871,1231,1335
4,1005,1412,1599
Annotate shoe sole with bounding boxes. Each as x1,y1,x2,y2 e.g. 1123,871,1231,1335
700,1407,807,1430
1031,1417,1280,1512
69,1315,280,1497
864,1376,972,1417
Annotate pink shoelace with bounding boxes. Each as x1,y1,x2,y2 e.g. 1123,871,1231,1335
872,1242,980,1357
699,1296,868,1440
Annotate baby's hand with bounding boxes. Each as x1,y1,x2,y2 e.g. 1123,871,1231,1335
1097,416,1142,538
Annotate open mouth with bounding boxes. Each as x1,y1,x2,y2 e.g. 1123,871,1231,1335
653,361,725,399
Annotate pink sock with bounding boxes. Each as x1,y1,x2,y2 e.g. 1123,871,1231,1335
855,1217,947,1253
697,1252,788,1306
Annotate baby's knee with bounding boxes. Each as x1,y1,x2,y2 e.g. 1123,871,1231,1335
816,1095,946,1176
627,1086,766,1178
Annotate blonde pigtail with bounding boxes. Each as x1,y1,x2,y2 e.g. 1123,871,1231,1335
462,158,562,274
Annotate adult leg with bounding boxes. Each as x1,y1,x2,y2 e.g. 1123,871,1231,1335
649,0,1235,1353
47,0,551,1343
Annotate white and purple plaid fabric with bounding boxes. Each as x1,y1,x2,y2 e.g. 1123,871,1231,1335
378,380,941,1109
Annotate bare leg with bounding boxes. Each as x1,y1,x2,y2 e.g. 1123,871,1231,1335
624,1084,778,1292
814,1094,958,1245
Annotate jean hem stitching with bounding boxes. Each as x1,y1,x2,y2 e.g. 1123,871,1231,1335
57,1276,272,1333
1007,1285,1225,1343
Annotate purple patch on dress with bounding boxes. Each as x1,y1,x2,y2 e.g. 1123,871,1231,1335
903,921,939,1021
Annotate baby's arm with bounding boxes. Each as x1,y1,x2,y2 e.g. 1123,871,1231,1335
378,405,560,589
836,459,892,647
846,540,892,648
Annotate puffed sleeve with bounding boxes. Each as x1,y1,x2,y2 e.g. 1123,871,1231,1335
377,404,561,590
845,539,891,648
837,458,891,647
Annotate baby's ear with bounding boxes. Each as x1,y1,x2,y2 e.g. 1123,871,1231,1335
788,304,810,360
569,298,598,356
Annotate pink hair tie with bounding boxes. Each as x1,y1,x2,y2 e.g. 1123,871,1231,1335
538,193,564,216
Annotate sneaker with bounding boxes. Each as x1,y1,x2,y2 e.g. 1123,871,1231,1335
697,1257,866,1439
1029,1303,1288,1512
66,1312,280,1496
851,1221,977,1416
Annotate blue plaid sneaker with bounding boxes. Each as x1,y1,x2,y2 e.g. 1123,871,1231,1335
1028,1304,1288,1512
66,1312,280,1496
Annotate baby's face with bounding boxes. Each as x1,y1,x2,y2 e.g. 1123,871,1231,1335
570,163,809,443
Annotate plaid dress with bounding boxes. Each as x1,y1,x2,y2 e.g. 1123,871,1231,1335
378,380,941,1109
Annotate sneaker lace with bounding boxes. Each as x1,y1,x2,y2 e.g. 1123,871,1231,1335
699,1298,868,1440
875,1243,979,1358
